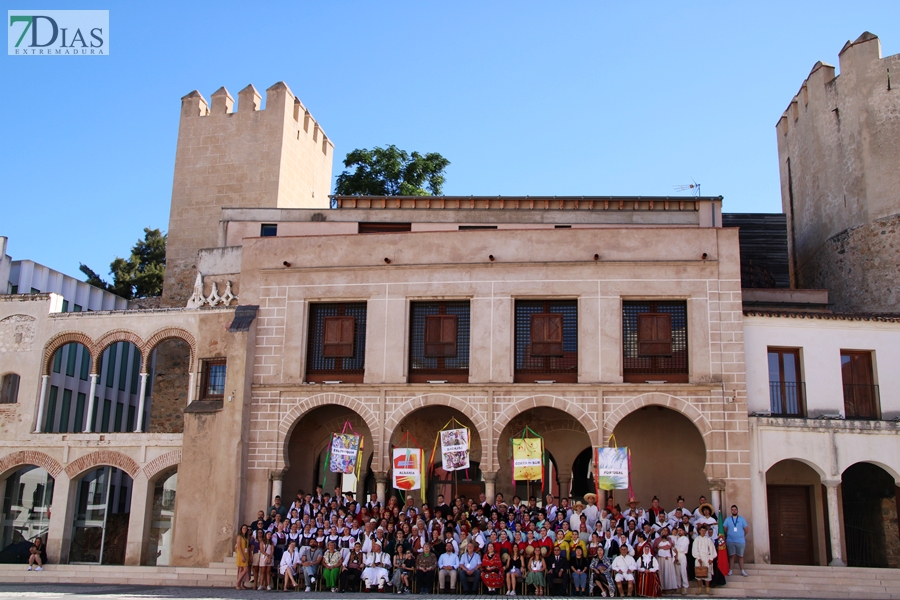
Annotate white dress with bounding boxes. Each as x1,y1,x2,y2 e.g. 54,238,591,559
654,536,677,590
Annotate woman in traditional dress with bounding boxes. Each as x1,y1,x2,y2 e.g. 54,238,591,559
524,546,547,596
588,545,615,598
482,542,504,594
653,526,677,592
691,524,716,595
635,544,661,598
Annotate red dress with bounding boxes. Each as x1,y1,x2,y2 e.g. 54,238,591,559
481,552,504,590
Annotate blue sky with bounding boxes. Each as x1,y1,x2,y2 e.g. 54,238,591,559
2,1,896,280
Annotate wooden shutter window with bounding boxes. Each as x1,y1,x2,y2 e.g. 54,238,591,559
530,313,564,357
323,316,355,358
424,314,458,357
637,312,673,356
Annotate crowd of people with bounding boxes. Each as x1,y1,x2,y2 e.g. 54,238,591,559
234,486,749,597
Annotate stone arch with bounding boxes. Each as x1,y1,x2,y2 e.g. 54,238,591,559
384,394,490,472
279,394,381,467
311,415,371,458
605,392,715,479
604,393,712,439
65,450,141,479
143,450,182,481
494,395,597,440
43,331,95,375
764,456,829,480
841,460,900,483
0,450,64,479
143,327,197,371
93,329,146,374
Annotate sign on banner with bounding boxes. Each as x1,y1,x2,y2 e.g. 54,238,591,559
440,428,470,471
512,438,543,481
329,433,361,474
594,447,629,490
392,448,422,491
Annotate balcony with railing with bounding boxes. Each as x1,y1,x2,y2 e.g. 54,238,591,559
768,380,805,417
842,384,881,420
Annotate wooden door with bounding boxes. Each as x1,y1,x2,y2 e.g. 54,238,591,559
767,485,815,565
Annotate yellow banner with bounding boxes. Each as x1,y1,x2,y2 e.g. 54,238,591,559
512,438,543,481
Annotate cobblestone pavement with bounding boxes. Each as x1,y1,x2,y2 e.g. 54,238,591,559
0,586,758,600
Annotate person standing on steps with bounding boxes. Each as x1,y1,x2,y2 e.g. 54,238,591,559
725,505,749,577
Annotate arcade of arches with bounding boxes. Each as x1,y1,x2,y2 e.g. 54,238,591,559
765,459,900,568
280,403,712,514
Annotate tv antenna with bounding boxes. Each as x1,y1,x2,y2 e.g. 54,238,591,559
674,179,701,197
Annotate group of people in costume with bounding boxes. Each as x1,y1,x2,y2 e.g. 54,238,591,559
233,486,739,597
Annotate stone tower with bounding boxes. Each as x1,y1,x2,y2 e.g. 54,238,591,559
776,32,900,312
163,82,333,305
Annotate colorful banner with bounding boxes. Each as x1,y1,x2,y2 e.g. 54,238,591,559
329,433,361,474
440,428,470,471
392,448,423,491
593,447,629,490
512,437,543,481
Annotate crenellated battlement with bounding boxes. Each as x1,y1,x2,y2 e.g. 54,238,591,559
775,32,900,312
164,81,334,305
179,81,333,156
776,32,895,132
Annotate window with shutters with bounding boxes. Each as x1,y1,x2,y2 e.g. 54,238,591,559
408,301,469,383
623,301,688,382
840,350,879,419
306,302,367,383
514,300,578,383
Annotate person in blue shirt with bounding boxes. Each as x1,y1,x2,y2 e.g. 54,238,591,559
724,505,749,577
458,543,482,594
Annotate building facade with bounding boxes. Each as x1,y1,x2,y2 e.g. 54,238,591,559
1,31,899,577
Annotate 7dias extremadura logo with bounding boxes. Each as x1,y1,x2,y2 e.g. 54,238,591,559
8,10,108,55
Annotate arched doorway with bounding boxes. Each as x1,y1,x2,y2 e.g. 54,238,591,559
389,406,483,506
765,459,825,565
610,406,707,509
0,466,54,551
841,462,899,568
95,342,143,432
45,342,92,432
498,407,591,502
284,406,373,505
572,447,595,500
146,338,192,433
69,466,132,564
145,468,177,566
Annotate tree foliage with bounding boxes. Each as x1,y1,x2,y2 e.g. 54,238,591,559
334,145,450,196
80,228,166,300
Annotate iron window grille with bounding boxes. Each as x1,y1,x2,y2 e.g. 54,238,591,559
408,301,470,383
514,300,578,383
306,302,367,383
623,301,688,382
200,358,227,399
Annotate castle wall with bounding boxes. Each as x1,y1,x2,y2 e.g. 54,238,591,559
776,33,900,310
163,83,333,307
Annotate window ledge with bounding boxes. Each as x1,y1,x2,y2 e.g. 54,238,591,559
185,399,224,414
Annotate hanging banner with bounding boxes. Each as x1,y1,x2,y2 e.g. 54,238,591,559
392,448,423,491
593,447,629,490
440,428,470,471
512,437,543,481
329,433,361,474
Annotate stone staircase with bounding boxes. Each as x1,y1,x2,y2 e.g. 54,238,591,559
0,561,237,587
708,564,900,599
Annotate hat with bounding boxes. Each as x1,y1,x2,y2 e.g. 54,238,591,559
524,545,535,556
574,501,585,509
699,503,715,515
627,497,640,506
583,493,598,502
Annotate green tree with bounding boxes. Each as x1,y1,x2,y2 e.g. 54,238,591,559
80,228,166,300
334,145,450,196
